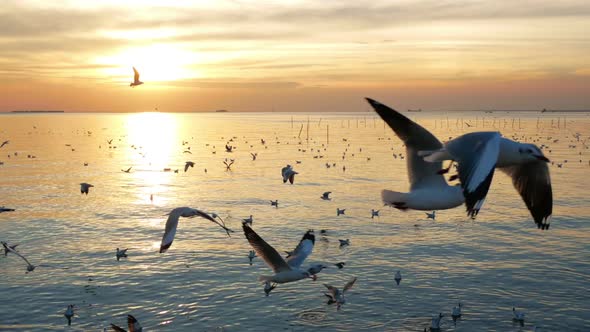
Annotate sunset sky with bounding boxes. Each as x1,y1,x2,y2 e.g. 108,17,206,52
1,0,589,112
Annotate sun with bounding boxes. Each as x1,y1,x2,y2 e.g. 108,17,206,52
97,44,198,83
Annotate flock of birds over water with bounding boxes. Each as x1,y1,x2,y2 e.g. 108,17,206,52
1,70,589,331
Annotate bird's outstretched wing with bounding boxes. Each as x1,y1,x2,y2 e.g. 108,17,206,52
285,230,315,268
127,314,142,332
110,323,127,332
500,161,552,229
343,277,357,293
323,284,340,299
365,98,447,191
446,132,501,218
2,242,33,267
133,67,140,81
242,224,291,273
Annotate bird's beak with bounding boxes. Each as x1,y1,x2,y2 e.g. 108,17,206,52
535,155,550,162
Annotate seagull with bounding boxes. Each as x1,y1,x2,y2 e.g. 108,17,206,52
129,67,143,87
394,270,402,285
64,304,74,326
371,209,380,218
513,307,525,326
248,250,256,265
242,224,315,284
339,239,350,247
121,167,132,173
429,313,444,331
225,144,233,152
324,277,357,310
336,208,346,216
426,211,436,220
334,262,346,269
281,164,298,184
0,140,9,148
1,241,36,272
250,152,258,160
451,303,462,323
365,98,464,211
242,215,253,225
184,161,195,172
420,129,552,228
0,207,16,213
111,314,143,332
159,207,233,253
270,200,278,208
264,281,277,296
321,191,332,200
223,159,235,170
116,248,128,261
80,183,94,195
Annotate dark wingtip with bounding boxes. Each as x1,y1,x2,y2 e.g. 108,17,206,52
301,230,315,244
159,244,171,253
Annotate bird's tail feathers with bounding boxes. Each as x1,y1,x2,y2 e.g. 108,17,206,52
381,190,409,210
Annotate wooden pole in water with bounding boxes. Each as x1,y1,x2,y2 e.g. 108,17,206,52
318,118,322,128
298,124,304,138
306,116,310,141
291,116,293,129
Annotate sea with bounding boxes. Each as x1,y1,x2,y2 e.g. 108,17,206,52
0,111,589,331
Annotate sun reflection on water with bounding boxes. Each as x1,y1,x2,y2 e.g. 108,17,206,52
125,112,178,204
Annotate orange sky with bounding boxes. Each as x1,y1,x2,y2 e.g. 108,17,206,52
1,0,589,112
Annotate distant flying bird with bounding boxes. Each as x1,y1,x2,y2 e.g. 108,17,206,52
248,250,256,265
80,183,94,195
339,239,350,247
64,304,74,326
116,248,128,261
184,161,195,172
281,165,298,184
111,314,143,332
2,242,18,256
334,262,346,269
121,167,132,173
394,270,402,285
321,192,332,200
270,200,278,208
242,215,253,226
242,224,315,284
250,152,258,160
337,208,346,216
0,140,8,148
159,207,233,253
371,209,380,218
224,159,235,170
324,277,357,310
426,211,436,220
130,67,143,87
225,144,233,152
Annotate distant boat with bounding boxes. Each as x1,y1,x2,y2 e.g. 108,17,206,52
407,109,422,112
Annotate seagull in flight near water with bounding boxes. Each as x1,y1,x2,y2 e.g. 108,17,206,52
366,98,552,229
129,67,143,87
324,277,357,310
159,207,233,253
242,224,315,285
2,241,36,272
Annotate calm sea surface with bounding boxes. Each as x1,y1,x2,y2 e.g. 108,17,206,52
0,111,589,331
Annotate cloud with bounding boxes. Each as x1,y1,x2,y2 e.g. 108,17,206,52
165,79,301,89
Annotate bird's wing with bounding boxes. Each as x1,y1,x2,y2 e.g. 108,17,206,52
323,284,340,299
111,323,127,332
159,213,180,253
242,224,291,273
184,163,189,172
133,67,140,81
446,132,501,218
343,277,357,293
285,230,315,268
365,98,448,190
288,172,296,184
191,208,233,236
500,161,552,229
127,315,142,332
4,243,33,267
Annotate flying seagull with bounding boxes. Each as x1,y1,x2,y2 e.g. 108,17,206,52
159,207,233,253
281,165,297,184
116,248,128,261
321,192,332,200
0,140,8,148
242,224,314,284
80,183,94,195
130,67,143,87
121,167,132,173
324,277,357,310
420,130,552,229
184,161,195,172
111,314,143,332
365,98,464,212
2,242,18,256
0,207,16,213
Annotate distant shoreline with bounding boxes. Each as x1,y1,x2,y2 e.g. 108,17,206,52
1,109,589,114
11,110,65,113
